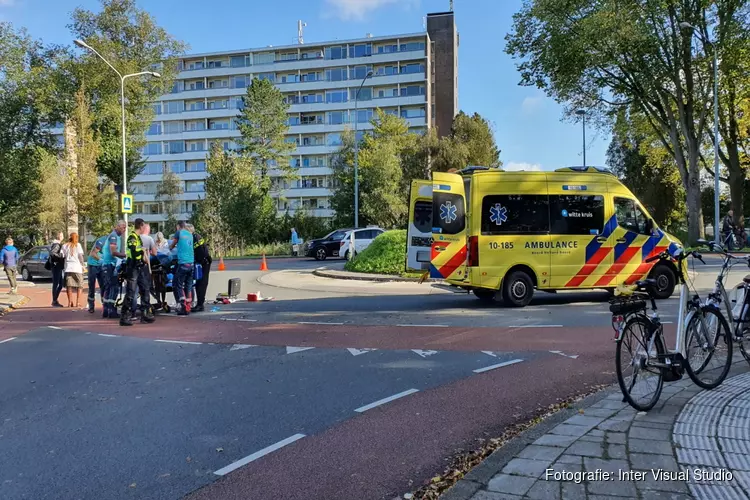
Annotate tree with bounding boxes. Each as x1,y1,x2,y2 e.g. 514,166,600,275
68,0,186,184
329,130,357,228
36,149,68,241
236,77,295,184
506,0,716,243
155,168,183,231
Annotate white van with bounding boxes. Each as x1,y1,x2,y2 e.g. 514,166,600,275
339,227,385,259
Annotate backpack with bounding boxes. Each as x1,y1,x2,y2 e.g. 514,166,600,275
45,242,63,270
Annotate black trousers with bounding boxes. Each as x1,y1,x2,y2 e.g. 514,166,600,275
196,262,210,306
121,264,150,317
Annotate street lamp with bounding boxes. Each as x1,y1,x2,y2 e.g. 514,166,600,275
353,69,373,229
575,109,587,168
679,22,721,244
74,39,161,236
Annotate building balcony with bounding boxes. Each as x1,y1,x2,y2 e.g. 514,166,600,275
281,207,334,218
288,94,426,114
275,187,331,198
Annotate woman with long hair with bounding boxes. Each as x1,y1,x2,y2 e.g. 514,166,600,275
62,233,85,308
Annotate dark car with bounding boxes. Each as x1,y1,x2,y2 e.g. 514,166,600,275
306,229,352,261
18,245,52,281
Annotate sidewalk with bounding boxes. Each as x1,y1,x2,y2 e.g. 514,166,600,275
0,291,28,315
259,269,453,295
442,360,750,500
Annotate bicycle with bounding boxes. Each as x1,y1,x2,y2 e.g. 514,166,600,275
697,239,750,365
609,248,733,411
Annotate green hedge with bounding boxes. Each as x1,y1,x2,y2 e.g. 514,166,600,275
344,230,406,275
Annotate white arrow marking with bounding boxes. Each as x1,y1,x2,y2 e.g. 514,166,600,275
412,349,438,358
230,344,257,351
481,351,498,358
286,346,315,354
347,348,377,356
549,350,579,359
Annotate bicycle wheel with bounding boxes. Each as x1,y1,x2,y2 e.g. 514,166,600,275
684,307,733,389
616,316,665,411
740,337,750,365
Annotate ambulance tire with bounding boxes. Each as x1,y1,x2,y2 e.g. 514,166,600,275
649,264,676,300
473,289,496,303
502,270,534,307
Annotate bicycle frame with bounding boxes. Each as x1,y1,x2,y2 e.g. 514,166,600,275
704,250,750,337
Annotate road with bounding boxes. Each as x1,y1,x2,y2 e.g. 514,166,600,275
0,254,741,500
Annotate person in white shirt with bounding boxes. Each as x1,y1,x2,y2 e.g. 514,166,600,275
61,232,85,308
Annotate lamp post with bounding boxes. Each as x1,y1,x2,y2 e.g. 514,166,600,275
575,109,586,168
74,39,160,236
353,70,373,229
679,22,721,244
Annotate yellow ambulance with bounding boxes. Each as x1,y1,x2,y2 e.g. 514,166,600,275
421,166,682,306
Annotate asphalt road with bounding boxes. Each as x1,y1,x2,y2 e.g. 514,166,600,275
0,252,742,500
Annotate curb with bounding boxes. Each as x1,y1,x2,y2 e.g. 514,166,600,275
0,294,30,316
439,386,616,500
313,268,439,283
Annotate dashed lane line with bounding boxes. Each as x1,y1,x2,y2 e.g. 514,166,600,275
354,388,420,413
47,326,62,330
507,324,563,328
213,434,306,476
0,337,16,344
286,346,315,354
397,324,449,328
154,339,203,345
298,321,344,326
97,334,118,338
473,358,525,374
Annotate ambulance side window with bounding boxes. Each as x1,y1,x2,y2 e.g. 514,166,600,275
614,198,649,234
481,194,549,235
413,201,432,234
433,193,465,234
549,195,605,235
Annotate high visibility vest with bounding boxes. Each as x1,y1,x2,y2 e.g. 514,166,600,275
125,230,144,262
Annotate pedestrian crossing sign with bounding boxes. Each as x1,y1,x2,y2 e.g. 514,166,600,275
121,194,134,214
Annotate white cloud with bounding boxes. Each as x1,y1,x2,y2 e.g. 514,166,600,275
324,0,418,21
521,95,543,115
0,0,15,6
504,162,543,172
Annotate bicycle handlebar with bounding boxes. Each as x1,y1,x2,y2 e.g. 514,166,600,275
644,249,703,264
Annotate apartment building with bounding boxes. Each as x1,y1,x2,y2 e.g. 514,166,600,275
127,11,457,230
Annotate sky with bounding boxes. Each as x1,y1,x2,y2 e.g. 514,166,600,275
0,0,610,171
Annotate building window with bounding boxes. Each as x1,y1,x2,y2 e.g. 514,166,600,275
185,181,205,193
230,55,250,68
328,111,346,125
152,103,162,115
400,107,426,119
142,143,162,155
165,101,184,114
377,44,397,54
208,80,228,89
281,74,300,83
186,81,204,91
375,66,397,76
207,60,223,68
302,94,323,103
326,90,348,103
143,162,162,175
208,99,229,110
188,142,205,152
233,76,247,88
348,43,372,58
164,121,183,134
146,123,161,136
400,85,425,97
325,68,347,82
351,87,372,101
327,133,342,146
301,72,320,82
352,109,373,124
349,65,372,80
170,161,186,173
400,63,425,75
325,46,346,60
400,42,425,52
171,81,183,93
287,116,301,126
254,52,275,65
257,73,275,82
187,101,205,111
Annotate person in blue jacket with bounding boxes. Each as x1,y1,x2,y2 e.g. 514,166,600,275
1,237,20,295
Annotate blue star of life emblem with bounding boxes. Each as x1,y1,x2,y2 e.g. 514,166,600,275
440,201,458,224
490,203,508,225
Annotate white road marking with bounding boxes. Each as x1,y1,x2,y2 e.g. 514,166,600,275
221,318,238,321
236,318,257,322
154,339,203,345
411,349,438,358
481,351,498,357
230,344,256,351
661,321,674,324
0,337,16,344
298,321,344,325
397,324,449,328
347,348,377,356
508,324,563,328
549,350,579,359
354,388,420,413
48,326,62,330
213,434,306,476
286,346,315,354
98,334,118,338
473,358,525,373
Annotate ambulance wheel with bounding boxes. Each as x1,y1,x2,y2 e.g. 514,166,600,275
649,264,676,300
473,289,496,303
502,271,534,307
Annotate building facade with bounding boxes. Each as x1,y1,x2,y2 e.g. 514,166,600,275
128,12,457,230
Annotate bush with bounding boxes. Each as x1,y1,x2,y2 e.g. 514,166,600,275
224,242,290,257
344,230,406,275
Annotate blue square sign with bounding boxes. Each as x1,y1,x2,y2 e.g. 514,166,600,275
121,194,134,214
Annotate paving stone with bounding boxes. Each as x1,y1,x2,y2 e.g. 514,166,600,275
672,434,719,451
579,434,605,444
607,443,627,460
566,440,605,458
555,454,582,465
594,399,630,410
583,408,619,418
582,457,629,474
501,458,551,478
634,490,691,499
688,483,747,500
722,453,750,471
525,480,561,500
597,419,632,432
561,482,586,500
676,448,726,467
533,434,578,448
685,466,734,484
549,459,583,474
588,429,605,437
486,473,536,495
631,453,680,471
628,438,674,455
549,424,590,438
628,427,671,441
587,478,638,497
604,432,626,444
673,422,714,436
564,414,605,428
469,491,522,500
631,420,674,430
732,470,750,492
719,437,750,454
516,445,563,462
635,471,690,494
635,413,678,424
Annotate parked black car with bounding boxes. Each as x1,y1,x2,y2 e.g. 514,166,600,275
18,245,52,281
306,229,352,261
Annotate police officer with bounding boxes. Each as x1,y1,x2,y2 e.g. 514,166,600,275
101,221,126,319
188,225,212,312
120,218,155,326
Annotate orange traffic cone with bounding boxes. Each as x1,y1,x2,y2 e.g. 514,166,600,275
259,254,269,271
218,256,226,271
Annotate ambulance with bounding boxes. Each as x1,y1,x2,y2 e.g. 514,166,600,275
407,166,682,307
